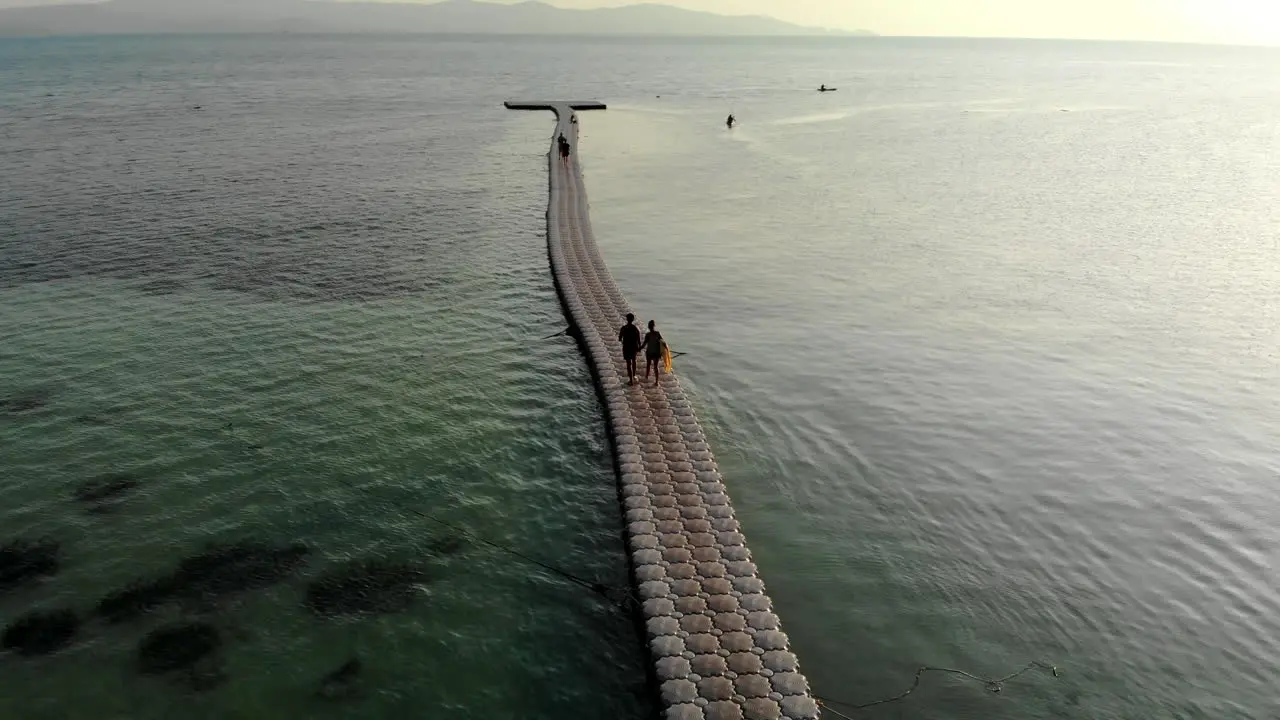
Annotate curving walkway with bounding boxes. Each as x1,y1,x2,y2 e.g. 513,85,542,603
505,100,820,720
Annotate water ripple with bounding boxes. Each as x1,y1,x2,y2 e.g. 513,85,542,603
0,36,651,720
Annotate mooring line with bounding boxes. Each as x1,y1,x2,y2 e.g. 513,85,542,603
816,703,857,720
816,661,1060,713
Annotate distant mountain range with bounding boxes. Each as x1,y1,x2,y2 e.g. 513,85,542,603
0,0,874,37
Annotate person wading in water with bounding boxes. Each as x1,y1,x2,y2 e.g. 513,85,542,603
618,313,641,385
640,320,665,387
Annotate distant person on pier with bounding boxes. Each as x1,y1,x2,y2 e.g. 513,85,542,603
640,320,665,386
558,133,570,161
618,313,642,385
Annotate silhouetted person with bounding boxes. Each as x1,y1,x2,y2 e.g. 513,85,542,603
559,135,570,161
640,320,664,387
618,313,641,385
726,114,735,129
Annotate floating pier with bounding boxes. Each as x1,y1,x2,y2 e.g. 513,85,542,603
506,100,820,720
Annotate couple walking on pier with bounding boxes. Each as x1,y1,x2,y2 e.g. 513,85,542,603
618,313,671,386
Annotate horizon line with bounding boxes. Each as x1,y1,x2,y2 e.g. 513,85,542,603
3,31,1280,49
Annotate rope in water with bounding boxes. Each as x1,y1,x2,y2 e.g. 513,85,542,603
816,661,1060,715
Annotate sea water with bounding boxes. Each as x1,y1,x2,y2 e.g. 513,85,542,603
2,35,1279,720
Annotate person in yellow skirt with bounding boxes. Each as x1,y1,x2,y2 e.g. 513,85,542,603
640,320,669,387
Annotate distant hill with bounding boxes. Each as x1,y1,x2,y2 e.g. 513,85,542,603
0,0,875,37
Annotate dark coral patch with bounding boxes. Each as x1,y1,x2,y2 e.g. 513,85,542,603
137,622,220,675
171,542,310,604
317,657,363,700
96,578,176,623
305,561,428,617
0,387,54,415
96,541,309,622
2,609,80,656
0,538,59,590
73,474,140,504
425,533,467,557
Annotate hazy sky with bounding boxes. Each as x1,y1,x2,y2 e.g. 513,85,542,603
526,0,1280,44
2,0,1278,45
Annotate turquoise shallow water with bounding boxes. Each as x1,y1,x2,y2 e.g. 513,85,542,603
1,36,650,720
3,34,1280,720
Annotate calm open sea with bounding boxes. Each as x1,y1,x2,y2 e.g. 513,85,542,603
2,34,1278,720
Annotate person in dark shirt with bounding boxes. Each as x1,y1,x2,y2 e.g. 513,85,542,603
640,320,664,387
618,313,641,385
